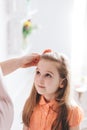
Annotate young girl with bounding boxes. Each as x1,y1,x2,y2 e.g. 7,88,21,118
22,49,83,130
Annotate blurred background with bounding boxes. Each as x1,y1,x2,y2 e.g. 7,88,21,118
0,0,87,130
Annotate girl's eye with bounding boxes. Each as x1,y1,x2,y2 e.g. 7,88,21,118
36,71,40,75
45,73,52,78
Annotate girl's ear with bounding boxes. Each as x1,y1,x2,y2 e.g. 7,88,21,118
59,78,66,88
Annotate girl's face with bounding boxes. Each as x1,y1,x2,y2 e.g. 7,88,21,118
34,59,62,101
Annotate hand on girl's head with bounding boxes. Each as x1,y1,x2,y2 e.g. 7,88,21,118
30,49,53,66
22,54,40,68
32,57,40,65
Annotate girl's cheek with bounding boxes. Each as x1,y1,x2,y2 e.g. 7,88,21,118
34,76,38,83
34,77,36,83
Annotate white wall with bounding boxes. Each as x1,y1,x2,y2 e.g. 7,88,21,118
2,0,73,58
29,0,73,57
0,0,7,60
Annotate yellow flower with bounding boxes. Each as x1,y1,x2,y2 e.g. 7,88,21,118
24,20,32,27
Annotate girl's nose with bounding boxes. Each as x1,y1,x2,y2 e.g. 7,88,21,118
38,75,44,84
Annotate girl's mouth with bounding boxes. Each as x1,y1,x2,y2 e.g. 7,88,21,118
38,85,45,88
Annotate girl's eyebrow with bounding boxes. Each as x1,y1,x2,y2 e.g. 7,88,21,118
36,68,54,75
47,71,54,75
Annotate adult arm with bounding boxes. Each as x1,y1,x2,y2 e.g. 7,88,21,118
0,53,40,76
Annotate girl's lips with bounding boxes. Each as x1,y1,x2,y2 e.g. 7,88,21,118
38,85,45,88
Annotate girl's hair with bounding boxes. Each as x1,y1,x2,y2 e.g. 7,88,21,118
22,50,71,130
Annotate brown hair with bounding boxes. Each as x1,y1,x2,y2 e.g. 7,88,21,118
22,51,71,130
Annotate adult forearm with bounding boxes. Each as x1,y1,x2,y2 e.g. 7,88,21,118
0,58,21,75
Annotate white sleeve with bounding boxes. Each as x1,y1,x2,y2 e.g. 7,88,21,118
0,68,14,130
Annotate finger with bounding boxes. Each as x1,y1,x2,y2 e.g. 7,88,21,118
22,60,39,68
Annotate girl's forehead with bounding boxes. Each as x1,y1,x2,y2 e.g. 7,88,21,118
38,59,56,65
37,59,58,70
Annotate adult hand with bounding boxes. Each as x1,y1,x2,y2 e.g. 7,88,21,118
20,53,40,68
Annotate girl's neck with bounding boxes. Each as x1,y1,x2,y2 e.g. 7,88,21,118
43,94,55,102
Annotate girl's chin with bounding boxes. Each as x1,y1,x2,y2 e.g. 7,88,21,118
36,89,45,95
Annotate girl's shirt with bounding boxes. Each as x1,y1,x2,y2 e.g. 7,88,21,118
0,68,14,130
28,96,83,130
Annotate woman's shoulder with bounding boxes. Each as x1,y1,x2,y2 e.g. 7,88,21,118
68,104,84,127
